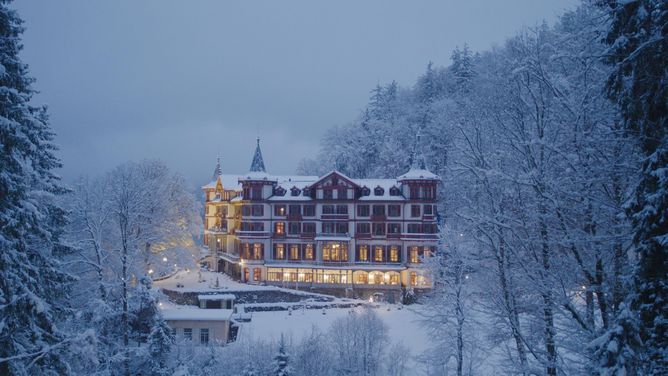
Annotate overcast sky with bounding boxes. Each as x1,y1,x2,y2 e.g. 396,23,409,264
16,0,577,186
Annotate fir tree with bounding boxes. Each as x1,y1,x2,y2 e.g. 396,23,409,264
146,314,174,376
273,334,292,376
596,1,668,374
0,0,76,374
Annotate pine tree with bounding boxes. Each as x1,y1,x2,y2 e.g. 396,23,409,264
146,314,174,376
0,0,76,374
596,1,668,374
273,334,292,376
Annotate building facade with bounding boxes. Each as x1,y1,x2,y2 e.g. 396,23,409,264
202,139,439,299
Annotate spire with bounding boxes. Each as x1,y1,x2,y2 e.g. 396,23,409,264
410,130,427,170
249,137,266,172
212,156,222,180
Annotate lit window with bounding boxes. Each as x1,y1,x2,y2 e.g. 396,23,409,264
253,243,262,259
304,244,314,260
357,245,369,261
275,244,285,259
409,246,419,263
374,246,384,262
289,244,300,260
389,246,399,262
275,222,285,234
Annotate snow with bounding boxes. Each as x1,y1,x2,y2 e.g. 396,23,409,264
397,168,439,181
239,305,432,367
197,294,235,301
161,307,233,321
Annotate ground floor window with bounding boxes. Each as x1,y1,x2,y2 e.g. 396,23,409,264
253,268,261,281
410,271,428,287
183,328,192,341
244,268,249,281
315,269,349,284
200,328,209,345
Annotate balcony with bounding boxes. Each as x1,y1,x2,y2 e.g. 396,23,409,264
286,214,302,221
206,227,228,234
387,233,402,239
299,232,316,239
321,214,349,220
370,214,386,221
355,233,371,240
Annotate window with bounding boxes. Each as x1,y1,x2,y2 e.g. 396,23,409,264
303,188,311,197
357,205,370,217
253,268,261,281
289,205,300,215
289,244,300,260
338,188,347,200
411,205,421,217
356,272,368,284
291,187,301,196
200,328,209,345
183,328,192,341
322,242,348,262
407,224,421,233
323,189,333,200
372,205,385,216
389,186,401,196
303,205,315,217
409,185,420,199
424,204,433,215
336,222,348,234
253,243,263,259
388,223,401,234
388,205,401,217
216,206,227,217
242,205,251,216
274,244,285,259
275,222,285,234
336,205,348,214
389,245,400,262
274,205,286,216
288,222,300,235
322,205,335,214
274,187,286,196
240,222,264,231
410,272,417,286
357,245,369,261
252,187,262,200
372,223,385,236
374,246,384,262
304,244,314,260
374,186,384,196
390,273,400,285
356,223,371,234
251,205,263,216
302,222,316,234
361,187,370,196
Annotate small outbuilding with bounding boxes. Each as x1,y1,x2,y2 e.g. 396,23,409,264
162,307,233,345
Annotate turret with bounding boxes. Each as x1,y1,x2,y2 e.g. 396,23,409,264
398,131,439,200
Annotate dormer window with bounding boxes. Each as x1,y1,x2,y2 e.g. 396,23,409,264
374,186,384,196
274,187,286,196
361,186,370,196
291,187,301,196
389,186,400,196
303,188,311,197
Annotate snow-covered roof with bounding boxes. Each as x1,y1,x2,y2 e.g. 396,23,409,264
397,168,439,181
352,178,405,201
161,307,233,321
198,294,236,301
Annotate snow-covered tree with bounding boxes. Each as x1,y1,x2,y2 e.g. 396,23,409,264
0,1,81,374
594,1,668,374
273,334,292,376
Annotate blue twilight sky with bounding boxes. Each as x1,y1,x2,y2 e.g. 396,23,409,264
15,0,577,185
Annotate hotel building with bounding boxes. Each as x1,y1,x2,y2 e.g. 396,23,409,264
202,139,439,299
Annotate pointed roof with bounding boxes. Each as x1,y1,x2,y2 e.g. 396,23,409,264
250,137,266,173
410,130,427,170
398,130,439,181
212,157,222,181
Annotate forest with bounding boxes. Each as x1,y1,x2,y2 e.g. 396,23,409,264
0,0,666,375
